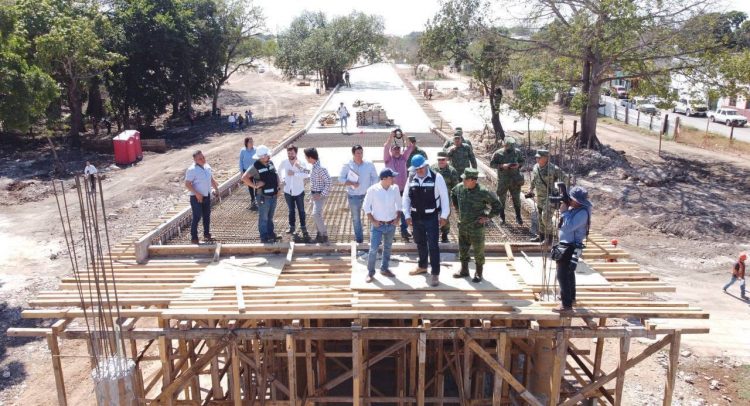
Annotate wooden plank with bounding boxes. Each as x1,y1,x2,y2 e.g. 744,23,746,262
549,331,568,406
417,332,426,406
46,332,67,406
492,333,508,406
286,334,297,406
231,343,242,406
352,330,362,406
614,335,631,406
662,330,681,406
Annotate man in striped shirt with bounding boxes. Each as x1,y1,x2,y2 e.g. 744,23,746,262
304,147,332,243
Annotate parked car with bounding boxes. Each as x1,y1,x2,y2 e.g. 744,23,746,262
673,98,708,117
611,85,629,99
707,108,748,127
633,97,658,115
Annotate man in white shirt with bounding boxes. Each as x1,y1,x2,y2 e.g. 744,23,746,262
84,161,98,193
278,144,310,237
185,150,219,244
363,168,402,283
337,102,349,134
402,155,450,287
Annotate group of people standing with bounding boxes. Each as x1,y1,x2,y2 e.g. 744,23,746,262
227,110,253,130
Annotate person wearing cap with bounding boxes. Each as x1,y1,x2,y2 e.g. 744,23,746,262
384,131,415,241
451,168,502,283
490,136,525,225
446,132,477,175
403,154,451,287
185,150,219,244
239,137,258,210
339,145,379,244
406,135,428,168
723,252,747,299
242,145,281,243
362,168,403,283
553,185,593,312
525,149,567,243
431,151,460,243
442,127,473,150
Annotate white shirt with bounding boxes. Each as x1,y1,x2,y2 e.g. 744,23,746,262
185,163,213,196
337,105,349,117
84,164,98,176
402,169,450,220
363,182,402,222
278,159,308,196
228,115,236,123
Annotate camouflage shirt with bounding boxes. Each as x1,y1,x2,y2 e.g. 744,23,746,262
489,147,524,181
443,137,473,150
530,163,567,198
446,143,477,174
451,183,502,226
431,163,460,192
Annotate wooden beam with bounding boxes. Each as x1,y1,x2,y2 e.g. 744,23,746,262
458,329,543,406
417,332,426,406
46,332,67,406
157,335,233,402
304,320,314,406
662,330,681,406
352,330,362,406
286,334,297,406
614,334,630,405
549,331,568,406
231,343,242,406
492,333,508,406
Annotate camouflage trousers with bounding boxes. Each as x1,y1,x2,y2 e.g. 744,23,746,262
497,179,522,214
458,224,486,265
535,199,555,236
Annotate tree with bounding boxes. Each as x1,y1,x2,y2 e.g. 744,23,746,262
276,11,386,88
514,0,723,148
0,3,56,133
420,0,509,140
208,0,265,115
508,70,555,147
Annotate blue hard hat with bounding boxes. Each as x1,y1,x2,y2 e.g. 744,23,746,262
409,154,428,171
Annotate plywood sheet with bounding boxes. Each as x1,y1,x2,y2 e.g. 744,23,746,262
513,253,609,287
351,253,521,291
191,256,286,288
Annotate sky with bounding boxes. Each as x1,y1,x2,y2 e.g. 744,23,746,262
256,0,750,36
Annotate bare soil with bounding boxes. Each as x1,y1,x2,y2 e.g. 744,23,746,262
0,69,324,405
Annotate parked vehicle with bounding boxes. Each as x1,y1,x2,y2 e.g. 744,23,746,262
619,97,658,115
673,98,708,117
611,85,629,99
707,108,748,127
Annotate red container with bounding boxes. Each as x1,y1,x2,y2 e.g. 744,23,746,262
113,131,137,165
123,130,143,159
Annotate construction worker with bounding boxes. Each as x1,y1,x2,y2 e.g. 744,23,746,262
431,151,460,243
242,145,281,243
451,168,502,283
490,136,525,225
407,135,428,167
723,252,747,299
443,127,473,150
525,149,567,243
446,133,477,176
553,186,592,312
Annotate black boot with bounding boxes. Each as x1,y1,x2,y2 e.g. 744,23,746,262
515,207,523,225
530,234,545,243
471,264,483,283
453,262,470,278
441,230,449,243
499,211,506,224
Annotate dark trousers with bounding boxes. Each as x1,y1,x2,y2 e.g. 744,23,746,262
190,195,211,239
412,213,441,275
555,248,577,307
88,174,96,193
284,192,306,230
247,186,256,203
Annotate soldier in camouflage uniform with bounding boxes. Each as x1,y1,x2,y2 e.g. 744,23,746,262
407,135,428,166
489,136,525,225
446,133,477,175
525,149,567,243
451,168,503,283
443,127,473,150
431,151,460,243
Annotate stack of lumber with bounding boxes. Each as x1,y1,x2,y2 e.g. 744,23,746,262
356,104,391,126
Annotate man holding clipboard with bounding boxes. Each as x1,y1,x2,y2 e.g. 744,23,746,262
339,144,378,244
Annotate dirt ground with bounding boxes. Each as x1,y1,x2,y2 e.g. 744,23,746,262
0,69,324,405
2,66,749,405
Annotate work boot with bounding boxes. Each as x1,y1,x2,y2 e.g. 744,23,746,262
401,233,410,243
471,264,483,283
453,262,470,278
530,234,544,243
515,208,523,225
441,231,449,243
250,202,258,211
499,211,506,224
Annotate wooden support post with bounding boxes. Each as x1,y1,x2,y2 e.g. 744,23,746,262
46,332,67,406
625,106,629,124
304,320,315,406
287,334,297,406
210,320,224,400
636,111,640,127
232,343,243,406
493,333,508,406
352,325,362,406
463,320,472,397
590,318,606,406
549,331,568,406
417,332,426,406
316,319,327,405
663,330,682,406
730,124,735,141
158,335,174,399
436,336,445,405
615,334,631,406
410,318,419,398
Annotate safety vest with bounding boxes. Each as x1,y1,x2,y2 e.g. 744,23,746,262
408,169,439,217
254,160,279,196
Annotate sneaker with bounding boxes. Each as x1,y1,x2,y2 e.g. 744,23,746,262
285,227,295,234
380,269,395,277
530,235,544,243
365,275,374,283
409,267,428,275
401,233,410,242
428,274,439,287
552,305,573,312
250,203,258,211
402,230,412,238
204,233,212,240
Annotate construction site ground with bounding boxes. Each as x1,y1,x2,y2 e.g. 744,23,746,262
0,64,749,405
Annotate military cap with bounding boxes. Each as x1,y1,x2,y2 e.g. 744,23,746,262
437,151,448,158
453,132,462,139
455,127,463,134
535,149,549,158
461,168,479,180
504,136,517,145
407,135,417,141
